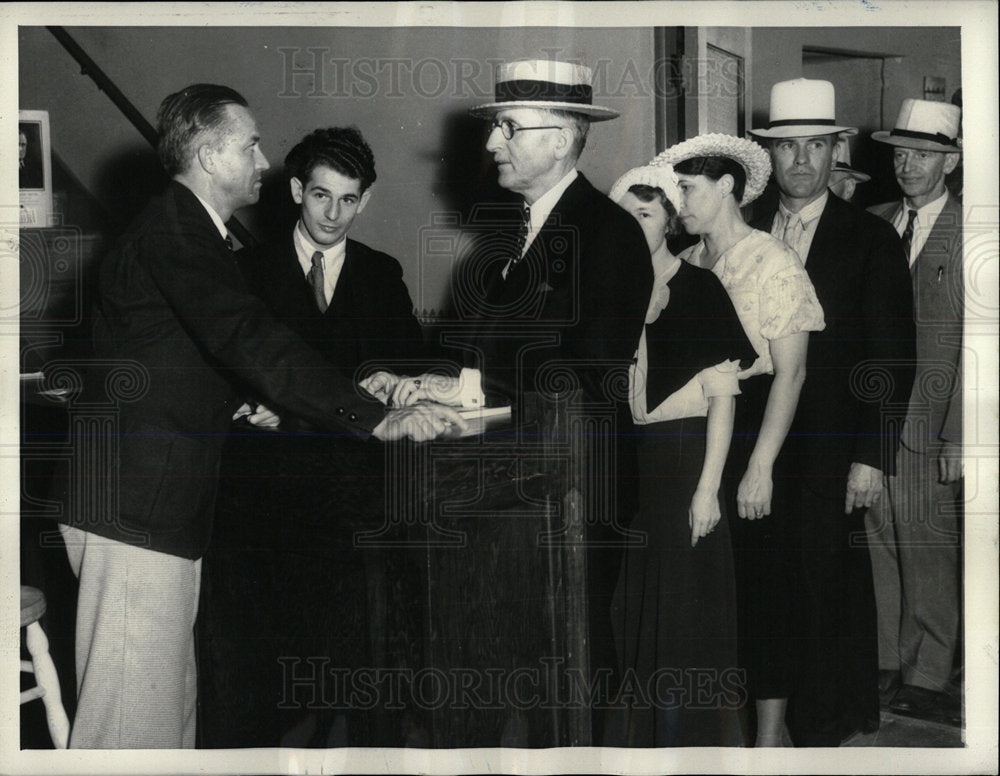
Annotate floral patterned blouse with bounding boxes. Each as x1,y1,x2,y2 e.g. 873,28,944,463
680,229,826,378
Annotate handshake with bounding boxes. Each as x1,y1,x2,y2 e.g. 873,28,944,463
361,371,469,443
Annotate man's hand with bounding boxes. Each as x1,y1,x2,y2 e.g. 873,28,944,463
232,402,282,430
372,403,468,442
938,442,963,484
737,463,774,520
844,461,883,514
359,370,401,405
391,374,461,408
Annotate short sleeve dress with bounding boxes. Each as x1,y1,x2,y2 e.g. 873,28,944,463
610,259,756,748
681,229,825,702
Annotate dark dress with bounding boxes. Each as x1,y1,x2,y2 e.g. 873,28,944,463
608,260,755,747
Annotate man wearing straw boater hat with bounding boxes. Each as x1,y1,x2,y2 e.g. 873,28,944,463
749,78,916,746
865,98,964,724
388,59,652,744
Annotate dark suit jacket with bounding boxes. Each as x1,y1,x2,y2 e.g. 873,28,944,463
868,194,963,456
237,235,426,382
67,181,385,559
752,193,916,492
467,172,652,404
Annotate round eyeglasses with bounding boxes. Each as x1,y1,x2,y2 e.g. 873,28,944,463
489,118,565,140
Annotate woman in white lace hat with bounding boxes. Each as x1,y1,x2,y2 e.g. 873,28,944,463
606,163,756,747
652,134,826,746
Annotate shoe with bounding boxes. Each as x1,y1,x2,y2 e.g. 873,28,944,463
889,684,944,720
878,669,901,707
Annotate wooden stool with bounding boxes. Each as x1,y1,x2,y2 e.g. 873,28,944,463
20,586,70,749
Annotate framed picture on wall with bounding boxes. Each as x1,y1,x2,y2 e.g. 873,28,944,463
18,109,52,228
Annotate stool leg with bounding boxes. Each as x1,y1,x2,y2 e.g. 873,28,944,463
26,621,70,749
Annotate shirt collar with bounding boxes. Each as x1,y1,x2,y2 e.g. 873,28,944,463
904,189,949,224
192,192,229,241
525,168,578,231
779,189,828,226
295,221,347,264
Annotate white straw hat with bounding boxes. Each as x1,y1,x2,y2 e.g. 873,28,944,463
650,133,772,206
609,163,682,213
469,59,619,121
872,98,962,153
750,78,857,138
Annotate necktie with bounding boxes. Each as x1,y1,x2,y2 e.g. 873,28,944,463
308,250,328,313
225,234,234,251
781,212,802,249
507,203,531,272
900,208,918,263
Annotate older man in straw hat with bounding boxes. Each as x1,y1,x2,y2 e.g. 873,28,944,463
749,77,916,746
384,58,652,744
865,98,964,724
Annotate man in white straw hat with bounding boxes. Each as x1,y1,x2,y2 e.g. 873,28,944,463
749,77,917,747
384,58,652,745
865,98,964,724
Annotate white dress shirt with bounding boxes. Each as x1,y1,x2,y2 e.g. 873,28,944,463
294,222,347,307
893,190,949,267
192,192,229,241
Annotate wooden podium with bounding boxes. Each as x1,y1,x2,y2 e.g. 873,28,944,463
361,390,623,748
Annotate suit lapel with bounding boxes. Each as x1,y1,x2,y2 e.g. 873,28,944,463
327,241,355,314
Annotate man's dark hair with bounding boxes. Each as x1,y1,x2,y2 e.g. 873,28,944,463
156,84,248,177
627,183,681,236
674,155,747,205
284,127,377,192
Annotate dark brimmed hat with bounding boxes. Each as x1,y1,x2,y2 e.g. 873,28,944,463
469,59,619,121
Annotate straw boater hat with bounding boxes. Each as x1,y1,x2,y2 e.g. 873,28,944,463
609,163,682,213
872,98,962,153
469,59,619,121
649,133,771,206
750,78,858,138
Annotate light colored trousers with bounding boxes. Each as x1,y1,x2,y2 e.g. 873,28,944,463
865,444,962,691
60,524,201,748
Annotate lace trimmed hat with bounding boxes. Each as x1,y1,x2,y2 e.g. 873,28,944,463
650,133,772,206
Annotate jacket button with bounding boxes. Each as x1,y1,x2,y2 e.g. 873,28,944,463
348,413,358,422
336,407,345,415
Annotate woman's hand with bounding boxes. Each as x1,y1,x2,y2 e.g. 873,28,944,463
737,462,773,520
689,488,722,547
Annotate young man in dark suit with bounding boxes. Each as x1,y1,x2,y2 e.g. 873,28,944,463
203,127,431,748
747,78,916,746
237,127,426,387
866,99,964,723
55,84,462,749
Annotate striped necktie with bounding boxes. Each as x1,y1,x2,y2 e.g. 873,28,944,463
507,203,532,272
900,208,918,263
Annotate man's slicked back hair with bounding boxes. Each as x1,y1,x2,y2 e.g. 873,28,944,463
157,84,248,177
